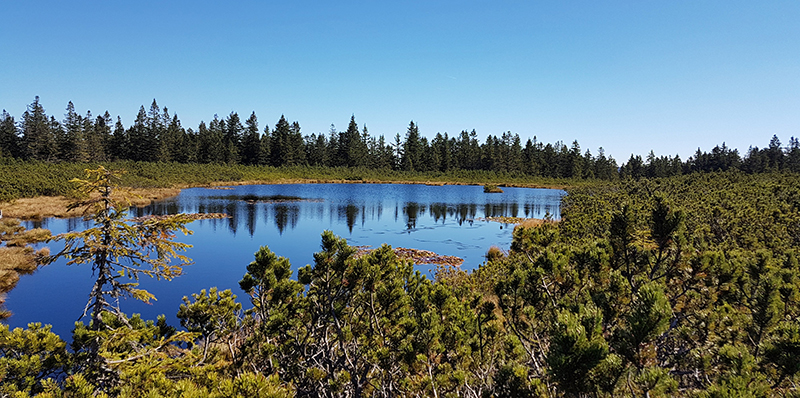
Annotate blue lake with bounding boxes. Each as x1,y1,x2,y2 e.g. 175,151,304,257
6,183,564,338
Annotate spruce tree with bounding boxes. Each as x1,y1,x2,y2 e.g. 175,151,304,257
144,100,163,161
432,133,450,172
0,110,21,159
60,101,88,162
86,111,111,162
481,135,497,171
270,115,290,166
541,143,558,177
304,133,328,166
47,167,194,328
259,124,271,165
392,133,403,170
522,137,540,176
375,134,393,170
161,114,185,162
224,112,243,164
288,121,305,166
339,115,365,167
81,111,95,161
127,106,148,161
197,119,224,164
240,112,261,165
419,136,436,172
455,130,471,170
360,124,371,168
182,126,199,163
21,96,57,161
402,121,421,171
566,140,583,178
326,124,339,167
108,116,129,161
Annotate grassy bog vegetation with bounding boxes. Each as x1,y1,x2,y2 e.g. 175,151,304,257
0,219,50,319
1,167,799,397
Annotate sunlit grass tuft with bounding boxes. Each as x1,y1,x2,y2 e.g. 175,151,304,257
486,246,506,262
516,219,552,229
0,246,49,300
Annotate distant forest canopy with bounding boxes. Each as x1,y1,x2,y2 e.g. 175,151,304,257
1,97,799,179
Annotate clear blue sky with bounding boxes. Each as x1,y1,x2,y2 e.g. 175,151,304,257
2,1,798,162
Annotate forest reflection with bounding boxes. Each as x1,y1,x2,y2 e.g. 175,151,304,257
128,198,558,238
28,197,557,238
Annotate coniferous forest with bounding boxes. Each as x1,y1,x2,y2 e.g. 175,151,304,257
2,97,800,180
1,98,800,397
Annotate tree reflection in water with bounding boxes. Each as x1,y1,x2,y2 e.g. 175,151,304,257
273,204,299,235
134,200,553,236
336,204,360,233
403,202,424,230
127,185,562,238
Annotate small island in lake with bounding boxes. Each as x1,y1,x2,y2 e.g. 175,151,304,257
483,184,503,193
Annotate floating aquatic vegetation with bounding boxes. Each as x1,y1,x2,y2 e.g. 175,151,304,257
355,246,464,266
128,213,230,223
477,216,557,225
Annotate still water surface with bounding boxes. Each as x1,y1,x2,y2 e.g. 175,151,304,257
7,183,564,337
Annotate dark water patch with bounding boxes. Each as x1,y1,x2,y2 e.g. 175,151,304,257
208,194,320,203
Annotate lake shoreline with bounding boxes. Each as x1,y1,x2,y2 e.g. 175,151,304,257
1,178,567,220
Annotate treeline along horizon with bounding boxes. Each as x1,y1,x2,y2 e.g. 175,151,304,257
2,97,799,179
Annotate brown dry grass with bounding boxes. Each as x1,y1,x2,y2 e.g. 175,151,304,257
0,187,181,220
516,219,552,229
512,218,559,237
486,246,506,262
0,196,79,219
1,217,51,246
0,246,48,293
0,269,21,294
128,187,182,205
4,228,51,247
0,246,48,275
0,218,23,235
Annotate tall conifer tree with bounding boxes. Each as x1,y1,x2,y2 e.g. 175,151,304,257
127,106,149,161
86,111,111,162
241,112,261,165
60,101,87,162
402,121,421,171
108,116,128,161
224,112,243,164
21,97,57,161
0,110,21,158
